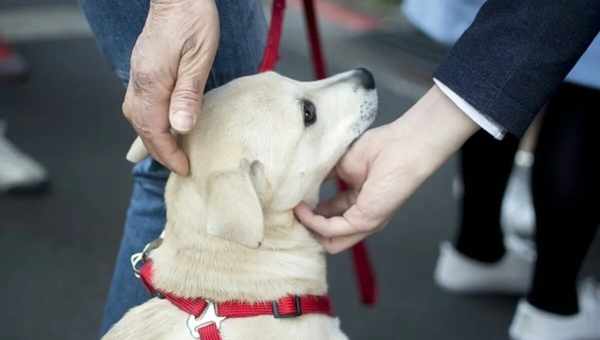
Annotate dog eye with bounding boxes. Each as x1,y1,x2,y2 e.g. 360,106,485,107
302,100,317,127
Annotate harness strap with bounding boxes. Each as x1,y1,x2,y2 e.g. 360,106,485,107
140,261,332,340
198,324,221,340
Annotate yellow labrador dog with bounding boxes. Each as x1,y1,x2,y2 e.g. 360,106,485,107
104,69,377,340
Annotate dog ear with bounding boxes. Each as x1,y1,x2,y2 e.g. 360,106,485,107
126,137,149,163
205,159,270,248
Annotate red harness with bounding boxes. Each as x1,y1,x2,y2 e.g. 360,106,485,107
138,261,332,339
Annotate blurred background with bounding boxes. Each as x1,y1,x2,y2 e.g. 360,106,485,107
0,0,598,339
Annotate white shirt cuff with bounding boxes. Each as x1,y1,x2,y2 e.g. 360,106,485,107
433,78,506,140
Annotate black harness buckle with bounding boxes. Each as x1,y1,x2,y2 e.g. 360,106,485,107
272,295,303,318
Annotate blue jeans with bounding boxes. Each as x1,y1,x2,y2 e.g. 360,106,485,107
79,0,267,335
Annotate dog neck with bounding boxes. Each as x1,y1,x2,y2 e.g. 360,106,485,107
148,203,328,303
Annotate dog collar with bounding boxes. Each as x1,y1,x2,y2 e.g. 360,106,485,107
137,260,333,339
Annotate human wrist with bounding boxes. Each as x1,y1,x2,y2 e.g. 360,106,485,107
391,85,479,172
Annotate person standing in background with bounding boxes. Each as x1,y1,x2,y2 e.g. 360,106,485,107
0,36,48,194
407,1,600,339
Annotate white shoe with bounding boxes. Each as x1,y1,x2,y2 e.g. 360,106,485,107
0,120,48,193
501,151,536,238
434,237,534,295
509,279,600,340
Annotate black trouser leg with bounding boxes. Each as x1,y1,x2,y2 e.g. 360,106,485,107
527,83,600,315
455,131,520,263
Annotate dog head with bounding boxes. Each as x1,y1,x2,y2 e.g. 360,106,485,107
127,69,377,248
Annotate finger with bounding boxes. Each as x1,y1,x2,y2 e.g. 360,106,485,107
317,232,371,254
335,147,369,188
294,202,370,238
127,98,183,174
124,48,192,175
314,189,357,217
169,35,218,133
148,130,189,175
138,135,164,165
168,74,202,133
123,90,163,167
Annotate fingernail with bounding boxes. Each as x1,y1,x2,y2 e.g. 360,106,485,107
171,111,194,132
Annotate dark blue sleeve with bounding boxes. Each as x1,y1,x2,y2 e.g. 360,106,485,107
434,0,600,137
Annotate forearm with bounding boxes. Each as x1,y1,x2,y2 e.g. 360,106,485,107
435,0,600,136
390,85,479,178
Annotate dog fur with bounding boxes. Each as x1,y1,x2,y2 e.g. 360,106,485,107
103,70,377,340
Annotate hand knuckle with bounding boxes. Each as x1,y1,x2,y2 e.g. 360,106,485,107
174,87,201,104
131,70,156,95
135,124,155,140
181,37,199,54
122,100,133,119
122,105,130,119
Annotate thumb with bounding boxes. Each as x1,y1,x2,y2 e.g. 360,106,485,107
169,40,217,133
169,73,205,133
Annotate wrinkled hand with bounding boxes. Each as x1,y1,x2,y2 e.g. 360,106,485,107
295,86,479,253
122,0,219,175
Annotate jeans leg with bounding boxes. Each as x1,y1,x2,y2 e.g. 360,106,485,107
80,0,267,336
80,0,268,86
99,159,169,334
79,0,149,84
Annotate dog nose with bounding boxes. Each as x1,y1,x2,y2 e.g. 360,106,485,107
354,67,375,90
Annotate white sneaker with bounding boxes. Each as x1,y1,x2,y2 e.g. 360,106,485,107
501,151,536,238
509,279,600,340
0,120,48,193
434,236,535,295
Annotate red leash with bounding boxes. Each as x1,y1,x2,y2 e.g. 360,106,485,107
259,0,286,72
301,0,327,79
259,0,377,306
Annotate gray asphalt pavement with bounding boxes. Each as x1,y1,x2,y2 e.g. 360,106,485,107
0,2,598,340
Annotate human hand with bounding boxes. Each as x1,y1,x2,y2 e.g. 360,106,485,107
295,86,479,253
122,0,219,175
